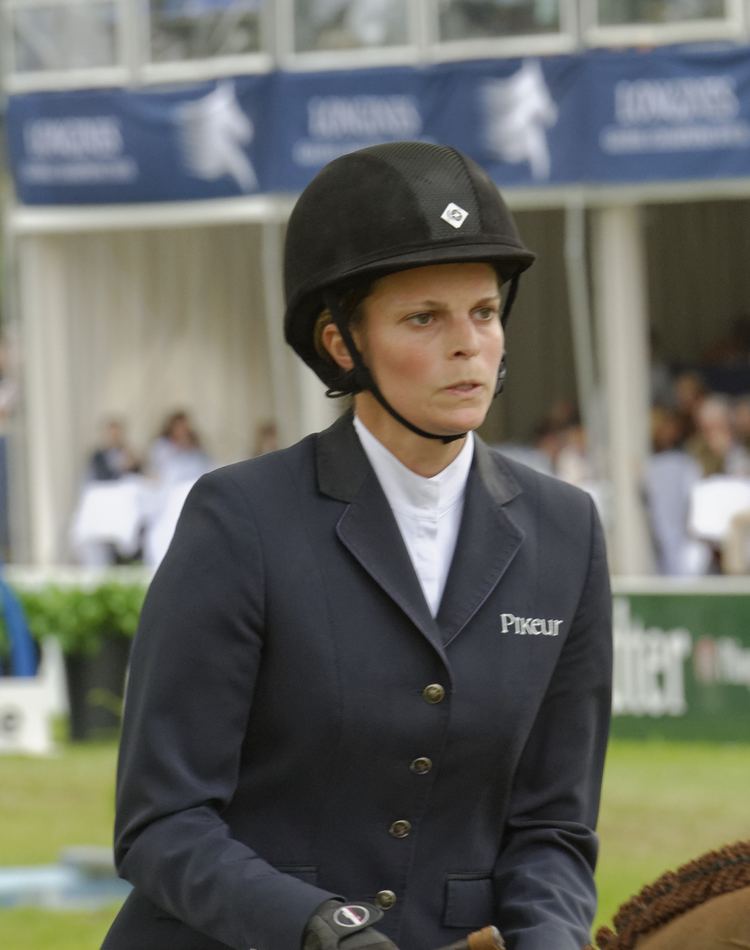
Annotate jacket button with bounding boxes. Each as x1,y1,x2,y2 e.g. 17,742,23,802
389,819,412,838
422,683,445,704
410,756,433,775
375,890,397,910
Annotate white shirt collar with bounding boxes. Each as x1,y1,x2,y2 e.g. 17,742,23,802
353,414,474,518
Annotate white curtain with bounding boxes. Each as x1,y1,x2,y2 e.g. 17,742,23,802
16,223,282,562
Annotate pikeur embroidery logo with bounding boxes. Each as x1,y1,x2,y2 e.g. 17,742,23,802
501,613,562,637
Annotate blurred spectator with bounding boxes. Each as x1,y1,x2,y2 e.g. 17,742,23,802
86,417,141,482
643,407,710,576
685,394,750,478
526,420,561,473
672,370,707,442
529,399,587,481
650,404,687,453
555,416,591,488
72,411,215,569
543,397,578,431
71,416,144,567
679,395,750,575
147,410,213,486
520,400,608,516
253,420,278,457
731,395,750,453
142,411,215,568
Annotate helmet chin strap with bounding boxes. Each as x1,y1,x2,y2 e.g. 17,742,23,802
325,292,463,444
324,276,519,446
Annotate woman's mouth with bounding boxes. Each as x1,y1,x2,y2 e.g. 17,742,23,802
444,381,483,396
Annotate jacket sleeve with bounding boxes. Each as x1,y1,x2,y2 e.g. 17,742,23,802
493,495,613,950
113,471,337,950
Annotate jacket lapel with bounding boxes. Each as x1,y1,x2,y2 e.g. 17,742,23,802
436,439,525,646
317,415,445,657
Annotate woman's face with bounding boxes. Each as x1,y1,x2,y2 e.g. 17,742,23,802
354,262,504,438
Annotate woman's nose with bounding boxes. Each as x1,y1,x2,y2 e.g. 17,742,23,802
448,315,481,356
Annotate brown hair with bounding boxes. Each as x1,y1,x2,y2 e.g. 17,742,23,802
313,277,373,396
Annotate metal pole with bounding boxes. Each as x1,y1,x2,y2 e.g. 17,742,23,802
2,202,31,563
119,0,143,86
260,220,295,447
591,204,654,575
564,196,600,475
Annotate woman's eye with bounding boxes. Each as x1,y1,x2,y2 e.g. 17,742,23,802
474,307,498,321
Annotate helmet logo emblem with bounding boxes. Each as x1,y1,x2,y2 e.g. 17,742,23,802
441,202,469,229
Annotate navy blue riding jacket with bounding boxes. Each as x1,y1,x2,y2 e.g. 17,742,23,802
103,413,612,950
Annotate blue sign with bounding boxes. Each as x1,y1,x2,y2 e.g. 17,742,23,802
268,66,424,192
422,55,586,186
7,44,750,205
6,75,269,204
583,46,750,184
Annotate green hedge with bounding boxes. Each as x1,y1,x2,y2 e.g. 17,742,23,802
1,581,147,657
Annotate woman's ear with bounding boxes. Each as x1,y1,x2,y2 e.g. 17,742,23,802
321,321,355,371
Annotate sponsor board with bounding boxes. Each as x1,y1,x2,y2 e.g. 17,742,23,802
8,44,750,204
612,593,750,742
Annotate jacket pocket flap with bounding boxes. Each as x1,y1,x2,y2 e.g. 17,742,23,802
443,875,494,928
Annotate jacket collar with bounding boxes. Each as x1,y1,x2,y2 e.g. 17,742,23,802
316,411,377,504
316,411,521,507
316,412,525,652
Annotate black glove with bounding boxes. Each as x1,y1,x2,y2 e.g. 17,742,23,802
303,899,398,950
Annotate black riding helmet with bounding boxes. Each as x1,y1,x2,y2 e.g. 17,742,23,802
283,141,536,442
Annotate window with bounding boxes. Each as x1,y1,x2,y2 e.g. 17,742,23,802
8,0,121,73
596,0,727,26
293,0,408,52
147,0,265,63
437,0,562,40
587,0,741,46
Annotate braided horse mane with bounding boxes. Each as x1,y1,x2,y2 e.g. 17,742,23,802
586,840,750,949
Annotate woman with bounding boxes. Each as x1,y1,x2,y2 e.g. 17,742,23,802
103,142,612,950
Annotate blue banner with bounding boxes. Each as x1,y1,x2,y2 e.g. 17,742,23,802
6,75,270,204
268,66,425,192
7,44,750,205
584,46,750,184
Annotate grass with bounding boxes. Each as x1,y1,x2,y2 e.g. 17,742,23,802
0,741,116,865
0,738,747,948
0,905,120,949
0,741,119,949
594,739,748,931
